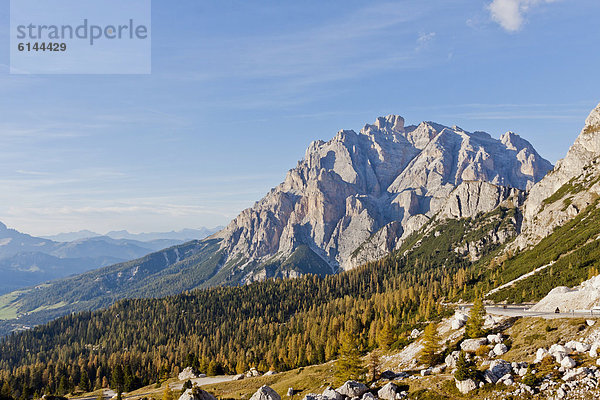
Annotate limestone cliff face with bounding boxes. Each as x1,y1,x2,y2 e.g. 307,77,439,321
515,103,600,249
439,181,525,220
212,115,552,281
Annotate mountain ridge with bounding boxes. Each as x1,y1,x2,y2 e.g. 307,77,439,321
210,114,551,277
42,226,223,242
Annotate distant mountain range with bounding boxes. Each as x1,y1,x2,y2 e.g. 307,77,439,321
0,223,221,295
43,227,224,242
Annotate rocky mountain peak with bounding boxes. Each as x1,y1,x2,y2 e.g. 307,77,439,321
373,115,405,132
500,131,526,151
584,102,600,129
210,113,552,281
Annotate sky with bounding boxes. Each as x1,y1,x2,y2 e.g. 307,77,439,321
0,0,599,236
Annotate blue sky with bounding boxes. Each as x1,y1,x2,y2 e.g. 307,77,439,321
0,0,599,235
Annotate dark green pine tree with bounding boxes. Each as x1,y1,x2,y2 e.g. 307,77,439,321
111,365,124,399
454,351,476,381
0,382,13,400
80,368,91,393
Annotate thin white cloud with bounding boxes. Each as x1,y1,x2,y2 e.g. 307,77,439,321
488,0,558,32
416,32,436,50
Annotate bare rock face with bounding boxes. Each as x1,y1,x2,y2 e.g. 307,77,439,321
439,181,524,220
517,103,600,249
210,115,552,283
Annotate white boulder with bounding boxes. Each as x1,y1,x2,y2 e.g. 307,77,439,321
179,388,217,400
377,383,403,400
560,357,577,369
246,368,261,377
576,342,591,353
322,388,343,400
178,367,200,381
250,386,281,400
336,381,368,398
590,343,600,358
549,344,569,355
483,315,497,328
562,368,589,382
493,343,508,356
534,348,549,363
487,334,503,344
451,319,465,330
452,312,469,330
455,379,477,394
460,338,488,352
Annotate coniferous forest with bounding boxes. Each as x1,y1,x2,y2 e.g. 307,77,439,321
5,202,599,400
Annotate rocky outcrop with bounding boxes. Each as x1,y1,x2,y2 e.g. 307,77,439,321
336,381,369,397
377,382,404,400
439,181,524,220
320,388,343,400
516,103,600,249
455,379,477,394
460,338,488,352
178,388,216,400
178,366,200,381
208,115,551,283
250,386,281,400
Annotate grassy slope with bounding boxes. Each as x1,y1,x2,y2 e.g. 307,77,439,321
65,316,600,400
487,199,600,303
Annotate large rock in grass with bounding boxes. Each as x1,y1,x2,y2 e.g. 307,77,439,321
336,381,368,398
493,343,508,356
179,388,217,400
460,338,488,352
455,379,477,394
484,359,512,384
322,388,344,400
560,357,577,369
377,382,404,400
250,386,281,400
